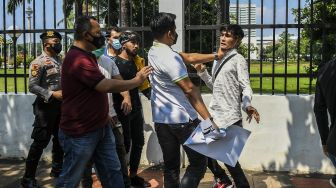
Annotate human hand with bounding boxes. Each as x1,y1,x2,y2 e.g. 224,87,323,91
121,96,132,115
193,63,206,73
217,48,225,60
108,115,119,126
246,106,260,123
52,90,62,101
136,66,153,83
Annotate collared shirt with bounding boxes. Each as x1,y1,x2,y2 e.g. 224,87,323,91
28,52,62,102
314,60,336,156
148,41,198,124
198,49,253,128
97,54,120,117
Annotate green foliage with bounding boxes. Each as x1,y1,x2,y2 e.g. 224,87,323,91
293,0,336,66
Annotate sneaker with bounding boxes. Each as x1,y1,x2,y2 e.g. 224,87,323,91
212,179,234,188
130,175,151,187
330,175,336,188
20,177,41,188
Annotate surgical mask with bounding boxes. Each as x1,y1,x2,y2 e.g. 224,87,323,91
92,47,105,58
112,39,122,50
87,32,106,49
49,43,62,54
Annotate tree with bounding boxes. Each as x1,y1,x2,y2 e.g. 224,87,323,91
293,0,336,67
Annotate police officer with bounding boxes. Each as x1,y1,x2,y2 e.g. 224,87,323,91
21,31,63,188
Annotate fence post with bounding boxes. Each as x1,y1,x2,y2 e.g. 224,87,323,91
159,0,184,52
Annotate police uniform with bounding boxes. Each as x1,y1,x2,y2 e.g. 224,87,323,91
22,31,63,188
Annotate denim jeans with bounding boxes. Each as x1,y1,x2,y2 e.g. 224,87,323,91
56,125,124,188
155,119,207,188
81,126,131,188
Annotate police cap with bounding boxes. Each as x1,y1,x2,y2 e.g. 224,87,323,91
40,30,62,40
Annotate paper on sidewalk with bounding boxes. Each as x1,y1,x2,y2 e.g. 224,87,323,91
184,124,251,167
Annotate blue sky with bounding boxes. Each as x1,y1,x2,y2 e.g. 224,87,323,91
0,0,308,43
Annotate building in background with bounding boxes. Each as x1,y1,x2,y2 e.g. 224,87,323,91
230,4,257,59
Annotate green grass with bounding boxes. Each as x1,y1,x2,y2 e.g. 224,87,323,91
0,62,316,94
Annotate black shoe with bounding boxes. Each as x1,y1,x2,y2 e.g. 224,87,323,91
50,168,62,178
130,175,151,187
20,177,41,188
330,175,336,188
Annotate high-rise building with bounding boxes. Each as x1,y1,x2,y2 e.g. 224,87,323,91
229,4,257,59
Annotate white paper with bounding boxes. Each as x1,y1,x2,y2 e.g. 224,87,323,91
184,124,251,167
199,118,226,144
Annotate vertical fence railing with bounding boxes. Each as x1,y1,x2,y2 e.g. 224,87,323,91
0,0,157,93
184,0,336,95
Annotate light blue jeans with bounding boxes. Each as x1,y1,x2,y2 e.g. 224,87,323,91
56,125,124,188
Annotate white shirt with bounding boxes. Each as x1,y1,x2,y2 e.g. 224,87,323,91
148,41,198,124
97,55,120,117
198,49,253,128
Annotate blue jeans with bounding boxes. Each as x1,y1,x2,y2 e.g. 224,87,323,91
56,125,124,188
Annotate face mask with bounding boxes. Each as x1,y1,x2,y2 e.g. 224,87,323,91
112,39,122,50
172,32,178,45
50,43,62,54
87,32,106,49
92,47,105,58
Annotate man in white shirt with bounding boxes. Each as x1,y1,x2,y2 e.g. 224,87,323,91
194,24,260,188
148,12,225,188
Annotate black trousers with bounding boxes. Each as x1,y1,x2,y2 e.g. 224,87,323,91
24,98,63,178
116,109,145,173
207,120,249,188
155,119,207,188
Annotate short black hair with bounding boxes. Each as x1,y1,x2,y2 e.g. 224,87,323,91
74,16,97,40
150,12,176,39
107,26,121,34
220,24,245,40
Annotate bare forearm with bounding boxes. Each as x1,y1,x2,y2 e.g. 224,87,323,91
95,78,141,93
179,52,217,65
120,91,130,99
186,87,211,120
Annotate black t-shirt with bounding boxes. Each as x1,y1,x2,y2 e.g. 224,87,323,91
113,56,142,111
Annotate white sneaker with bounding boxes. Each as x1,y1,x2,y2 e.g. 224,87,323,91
330,176,336,188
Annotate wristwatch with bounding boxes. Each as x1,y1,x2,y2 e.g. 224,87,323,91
214,54,219,61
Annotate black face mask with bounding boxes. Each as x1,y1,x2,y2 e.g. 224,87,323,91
171,32,178,45
50,43,62,54
87,32,106,49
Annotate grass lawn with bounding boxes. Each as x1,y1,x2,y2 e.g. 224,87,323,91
1,61,316,94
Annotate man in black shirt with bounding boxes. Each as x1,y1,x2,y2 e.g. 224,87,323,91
113,30,151,187
314,59,336,188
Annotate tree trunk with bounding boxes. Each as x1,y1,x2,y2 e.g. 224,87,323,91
120,0,129,27
75,0,83,18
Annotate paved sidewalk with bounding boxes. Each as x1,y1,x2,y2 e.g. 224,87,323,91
0,159,333,188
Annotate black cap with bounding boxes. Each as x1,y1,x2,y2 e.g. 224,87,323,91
40,30,62,40
119,30,140,45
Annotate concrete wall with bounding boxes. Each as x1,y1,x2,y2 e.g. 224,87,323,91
0,94,335,174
